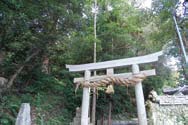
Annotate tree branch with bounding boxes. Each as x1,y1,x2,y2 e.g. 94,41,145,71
6,50,40,89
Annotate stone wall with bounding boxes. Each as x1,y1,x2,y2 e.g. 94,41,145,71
148,96,188,125
97,120,138,125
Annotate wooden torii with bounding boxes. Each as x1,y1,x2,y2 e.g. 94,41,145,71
66,51,163,125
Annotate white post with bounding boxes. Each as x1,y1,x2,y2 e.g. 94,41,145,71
132,64,147,125
81,70,91,125
16,103,31,125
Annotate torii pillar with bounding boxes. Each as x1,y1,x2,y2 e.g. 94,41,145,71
132,64,147,125
81,70,91,125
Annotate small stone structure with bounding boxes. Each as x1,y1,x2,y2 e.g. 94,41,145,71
148,94,188,125
70,107,92,125
16,103,31,125
70,107,81,125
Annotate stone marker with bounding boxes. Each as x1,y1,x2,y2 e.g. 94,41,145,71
16,103,31,125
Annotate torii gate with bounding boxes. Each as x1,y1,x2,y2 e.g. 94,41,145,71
66,51,163,125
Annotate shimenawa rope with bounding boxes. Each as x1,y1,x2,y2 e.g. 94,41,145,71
75,73,146,93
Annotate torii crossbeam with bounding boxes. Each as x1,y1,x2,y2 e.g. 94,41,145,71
66,51,163,125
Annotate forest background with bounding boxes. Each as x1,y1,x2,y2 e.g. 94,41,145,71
0,0,180,124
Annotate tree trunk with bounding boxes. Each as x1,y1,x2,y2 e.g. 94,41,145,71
6,50,39,89
107,101,112,125
92,88,96,124
101,112,104,125
92,0,97,124
182,63,188,80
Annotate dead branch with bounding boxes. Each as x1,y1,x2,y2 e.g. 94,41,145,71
6,50,40,89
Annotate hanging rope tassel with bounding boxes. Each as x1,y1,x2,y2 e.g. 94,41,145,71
105,85,114,94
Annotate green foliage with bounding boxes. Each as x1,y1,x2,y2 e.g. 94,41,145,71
0,0,180,124
0,95,20,125
96,86,137,120
176,114,188,124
